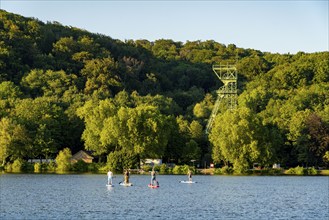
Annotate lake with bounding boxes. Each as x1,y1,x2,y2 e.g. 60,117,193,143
0,174,328,220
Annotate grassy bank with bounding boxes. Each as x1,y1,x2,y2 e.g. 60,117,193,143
200,167,329,176
319,169,329,175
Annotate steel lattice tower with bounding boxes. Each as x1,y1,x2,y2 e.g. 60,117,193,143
205,64,238,134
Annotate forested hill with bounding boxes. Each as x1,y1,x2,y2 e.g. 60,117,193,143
1,10,328,172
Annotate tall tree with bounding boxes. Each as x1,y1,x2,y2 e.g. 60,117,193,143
209,107,273,173
0,117,30,165
81,57,122,98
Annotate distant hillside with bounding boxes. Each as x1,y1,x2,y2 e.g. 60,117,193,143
0,10,328,172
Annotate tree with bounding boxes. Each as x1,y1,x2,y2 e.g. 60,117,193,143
193,93,213,119
293,113,329,166
102,105,172,158
323,151,329,168
163,116,185,163
55,148,72,172
0,81,23,118
0,117,30,165
12,97,67,159
107,148,139,172
237,55,270,80
77,99,117,157
238,82,272,113
209,107,272,173
152,39,179,60
51,37,79,72
81,57,122,97
22,69,77,97
182,140,201,163
0,81,23,99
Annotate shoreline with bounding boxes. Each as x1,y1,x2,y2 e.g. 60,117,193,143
2,169,329,176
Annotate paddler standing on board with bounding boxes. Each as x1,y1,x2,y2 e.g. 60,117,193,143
150,168,156,186
124,169,130,184
107,169,113,185
187,169,192,182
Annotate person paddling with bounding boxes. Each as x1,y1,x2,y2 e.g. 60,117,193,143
124,169,130,184
107,169,113,185
150,168,156,186
187,169,192,182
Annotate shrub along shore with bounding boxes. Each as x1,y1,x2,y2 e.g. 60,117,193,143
1,160,328,176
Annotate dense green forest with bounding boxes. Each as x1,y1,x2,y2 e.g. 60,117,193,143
0,10,328,173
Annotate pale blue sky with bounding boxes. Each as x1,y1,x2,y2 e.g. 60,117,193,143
0,0,328,54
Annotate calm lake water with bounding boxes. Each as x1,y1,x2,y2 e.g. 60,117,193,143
0,174,328,220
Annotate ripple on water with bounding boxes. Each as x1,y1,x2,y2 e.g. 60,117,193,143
0,174,328,220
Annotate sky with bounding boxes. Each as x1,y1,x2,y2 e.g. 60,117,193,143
0,0,328,54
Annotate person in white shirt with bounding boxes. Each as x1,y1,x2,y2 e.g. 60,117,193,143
107,170,113,185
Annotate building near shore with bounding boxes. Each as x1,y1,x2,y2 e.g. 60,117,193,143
71,150,94,164
140,158,162,166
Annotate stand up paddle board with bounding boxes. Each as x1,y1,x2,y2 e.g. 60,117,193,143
148,184,160,188
179,180,196,184
106,184,114,187
119,182,133,187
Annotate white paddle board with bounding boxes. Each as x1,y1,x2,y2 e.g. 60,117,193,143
179,180,196,184
119,182,133,186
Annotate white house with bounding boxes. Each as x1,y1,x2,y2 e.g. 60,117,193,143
140,158,162,166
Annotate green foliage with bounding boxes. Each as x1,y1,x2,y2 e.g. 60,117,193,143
285,166,317,175
172,165,192,175
0,81,23,99
172,165,183,175
319,170,329,175
267,168,284,175
11,158,24,172
141,164,169,174
55,148,72,172
159,164,167,174
222,166,234,175
34,162,42,172
209,107,274,173
0,117,30,165
246,168,283,176
323,151,329,167
141,164,152,172
71,160,99,173
237,55,270,80
0,10,328,172
153,164,161,172
141,163,169,174
214,166,234,175
79,93,174,160
106,149,138,173
72,160,88,172
183,140,201,163
33,162,54,173
193,94,213,119
47,161,57,172
286,166,301,175
214,168,222,175
307,167,318,175
81,57,121,97
5,158,33,172
22,69,77,98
